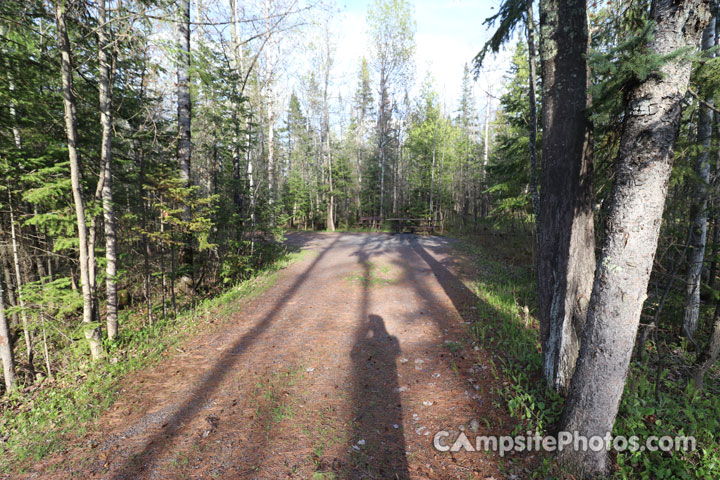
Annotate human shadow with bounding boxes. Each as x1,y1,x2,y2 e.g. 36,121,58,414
343,239,409,479
109,236,341,479
349,314,408,479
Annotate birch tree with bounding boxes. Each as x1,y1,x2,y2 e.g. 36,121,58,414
97,0,119,340
683,16,716,340
0,259,16,393
54,0,103,360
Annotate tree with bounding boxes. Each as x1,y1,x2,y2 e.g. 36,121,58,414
176,0,194,294
319,19,335,231
473,0,538,220
0,267,16,393
367,0,415,219
537,0,595,394
54,0,103,360
97,0,119,340
683,16,716,341
525,0,539,219
557,0,712,475
485,41,536,222
352,58,375,215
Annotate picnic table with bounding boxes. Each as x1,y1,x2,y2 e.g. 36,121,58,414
358,216,384,230
386,218,435,235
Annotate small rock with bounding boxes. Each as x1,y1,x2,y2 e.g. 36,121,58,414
400,358,409,363
306,367,315,373
422,401,434,406
357,439,365,446
469,419,480,433
432,373,441,378
393,424,399,429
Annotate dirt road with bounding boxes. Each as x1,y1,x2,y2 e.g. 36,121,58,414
34,233,511,479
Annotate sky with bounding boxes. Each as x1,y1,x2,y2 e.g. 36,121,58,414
333,0,514,116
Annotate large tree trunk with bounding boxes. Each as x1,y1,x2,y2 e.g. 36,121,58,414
537,0,595,395
683,17,716,340
98,0,119,340
557,1,712,476
0,264,16,393
176,0,194,294
55,0,103,360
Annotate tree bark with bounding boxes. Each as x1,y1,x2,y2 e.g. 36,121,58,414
1,259,19,332
557,1,712,475
8,192,34,376
176,0,194,295
229,0,244,213
0,265,16,393
98,0,119,340
708,213,719,292
55,0,103,360
321,21,335,232
683,17,716,341
537,0,595,395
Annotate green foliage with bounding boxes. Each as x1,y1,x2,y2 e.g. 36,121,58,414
0,249,303,471
458,234,720,479
613,365,720,479
456,237,562,437
485,41,538,224
473,0,527,72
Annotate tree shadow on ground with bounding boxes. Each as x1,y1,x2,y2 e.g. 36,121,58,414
109,236,342,479
339,238,409,479
406,236,555,470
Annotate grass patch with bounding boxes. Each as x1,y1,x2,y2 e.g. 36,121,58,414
0,248,308,473
346,261,397,287
253,364,303,431
442,340,463,353
453,234,720,478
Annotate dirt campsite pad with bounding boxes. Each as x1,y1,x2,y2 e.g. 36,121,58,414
30,233,523,479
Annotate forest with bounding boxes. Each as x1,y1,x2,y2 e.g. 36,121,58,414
0,0,719,478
